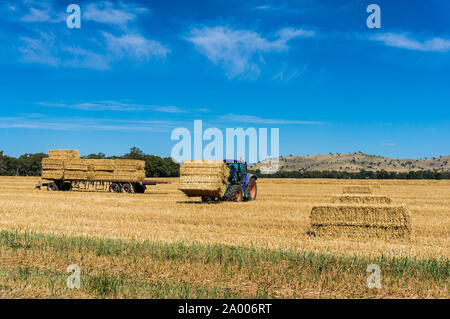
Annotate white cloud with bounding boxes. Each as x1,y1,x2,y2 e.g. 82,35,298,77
18,33,60,66
84,1,149,26
371,33,450,52
61,47,110,70
103,32,169,60
0,116,175,132
20,8,51,22
381,143,395,147
219,113,323,125
186,26,314,78
151,105,188,113
38,101,188,113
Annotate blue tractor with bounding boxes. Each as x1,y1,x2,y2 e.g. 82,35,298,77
202,160,257,202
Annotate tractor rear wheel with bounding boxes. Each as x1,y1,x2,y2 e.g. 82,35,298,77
245,178,257,201
227,185,243,202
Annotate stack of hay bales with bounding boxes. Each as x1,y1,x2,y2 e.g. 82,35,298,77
309,185,411,239
64,159,90,180
41,157,65,180
178,160,230,198
112,159,145,181
87,159,114,180
42,150,80,180
42,150,145,182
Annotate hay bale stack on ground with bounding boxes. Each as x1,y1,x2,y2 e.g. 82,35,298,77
310,204,411,239
331,194,392,204
179,160,230,198
342,186,372,194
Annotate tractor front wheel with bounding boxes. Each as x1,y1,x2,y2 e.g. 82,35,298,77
227,185,243,202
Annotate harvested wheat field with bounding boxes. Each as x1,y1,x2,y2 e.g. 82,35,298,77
0,177,448,298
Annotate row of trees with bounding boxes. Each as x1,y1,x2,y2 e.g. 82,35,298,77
250,169,450,180
0,147,180,178
1,148,448,179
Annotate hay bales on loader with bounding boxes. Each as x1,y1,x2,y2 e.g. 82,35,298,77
179,160,230,198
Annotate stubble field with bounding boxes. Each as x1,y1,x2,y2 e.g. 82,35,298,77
0,177,448,298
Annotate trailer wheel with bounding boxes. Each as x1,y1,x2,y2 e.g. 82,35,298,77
227,185,243,202
47,182,59,191
135,184,146,193
109,183,121,193
121,183,133,193
60,182,72,191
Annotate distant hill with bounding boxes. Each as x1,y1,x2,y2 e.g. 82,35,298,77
249,152,450,173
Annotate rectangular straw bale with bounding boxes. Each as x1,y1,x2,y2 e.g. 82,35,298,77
48,149,80,159
113,170,145,181
87,171,114,180
42,170,64,180
331,195,392,204
342,186,372,194
310,205,411,239
41,158,64,170
64,159,90,171
113,159,145,170
89,159,115,171
64,170,87,180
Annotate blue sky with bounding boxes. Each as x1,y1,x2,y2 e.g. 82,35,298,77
0,0,449,160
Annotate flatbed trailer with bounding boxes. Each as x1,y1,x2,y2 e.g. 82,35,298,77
35,178,170,193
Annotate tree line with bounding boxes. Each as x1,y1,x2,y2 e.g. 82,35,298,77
1,148,448,179
250,169,450,180
0,147,180,178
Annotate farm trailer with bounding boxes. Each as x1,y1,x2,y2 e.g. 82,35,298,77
35,178,170,193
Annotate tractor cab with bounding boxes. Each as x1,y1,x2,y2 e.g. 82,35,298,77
224,160,247,184
222,160,257,202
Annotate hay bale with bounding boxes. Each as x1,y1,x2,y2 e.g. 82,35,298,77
89,159,115,171
48,149,80,159
113,170,145,181
87,171,114,180
331,195,392,204
42,158,64,170
179,160,230,198
114,159,145,170
342,186,372,194
42,170,64,180
64,159,90,171
310,204,411,239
